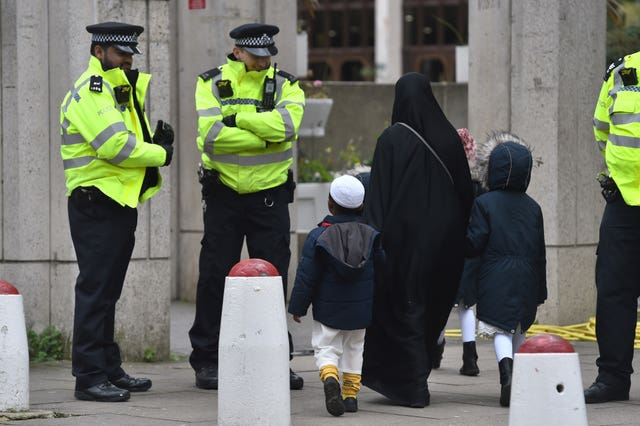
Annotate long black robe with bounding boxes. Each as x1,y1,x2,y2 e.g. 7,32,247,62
362,73,473,407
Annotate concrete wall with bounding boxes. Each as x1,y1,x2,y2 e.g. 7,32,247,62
469,0,605,325
0,0,175,361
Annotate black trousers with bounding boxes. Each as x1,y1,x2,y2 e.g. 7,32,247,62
68,188,137,389
595,197,640,390
189,184,293,370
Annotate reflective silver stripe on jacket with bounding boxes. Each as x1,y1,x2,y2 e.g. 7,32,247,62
593,117,610,132
611,113,640,126
197,106,222,118
609,133,640,148
90,122,128,151
208,148,293,166
61,133,84,145
204,121,225,156
63,156,94,170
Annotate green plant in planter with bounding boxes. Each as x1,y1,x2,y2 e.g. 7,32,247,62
301,80,329,99
297,142,371,183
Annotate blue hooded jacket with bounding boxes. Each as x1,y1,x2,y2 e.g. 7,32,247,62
465,134,547,333
288,214,382,330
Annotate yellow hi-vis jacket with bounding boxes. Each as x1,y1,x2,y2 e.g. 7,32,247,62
594,52,640,206
60,56,167,208
195,56,305,194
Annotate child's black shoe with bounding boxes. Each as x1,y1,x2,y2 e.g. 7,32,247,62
343,397,358,412
323,377,345,416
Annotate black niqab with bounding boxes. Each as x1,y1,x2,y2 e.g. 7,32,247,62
361,73,474,407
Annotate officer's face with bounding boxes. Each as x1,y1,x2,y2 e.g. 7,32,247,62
95,45,134,72
233,47,271,72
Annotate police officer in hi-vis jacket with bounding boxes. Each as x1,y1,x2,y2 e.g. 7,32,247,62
60,21,174,402
586,52,640,404
189,23,305,391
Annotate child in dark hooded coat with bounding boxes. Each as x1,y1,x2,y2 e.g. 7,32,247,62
289,175,383,417
465,131,547,407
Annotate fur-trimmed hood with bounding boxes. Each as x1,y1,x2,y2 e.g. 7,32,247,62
476,131,532,192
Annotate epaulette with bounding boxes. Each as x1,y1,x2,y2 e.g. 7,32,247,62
199,67,221,81
277,69,298,84
89,75,103,93
604,57,624,81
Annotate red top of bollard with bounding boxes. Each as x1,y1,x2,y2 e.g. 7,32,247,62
518,333,575,353
0,280,20,295
228,259,280,277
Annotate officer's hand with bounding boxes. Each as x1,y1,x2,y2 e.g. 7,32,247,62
222,114,237,127
161,144,174,166
153,120,174,145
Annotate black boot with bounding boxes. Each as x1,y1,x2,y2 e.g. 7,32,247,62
498,357,513,407
459,341,480,376
432,339,445,369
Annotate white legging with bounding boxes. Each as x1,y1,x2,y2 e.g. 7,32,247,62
437,306,477,345
494,328,526,362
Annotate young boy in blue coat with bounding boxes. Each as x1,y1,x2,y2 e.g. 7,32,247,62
289,175,382,417
465,131,547,407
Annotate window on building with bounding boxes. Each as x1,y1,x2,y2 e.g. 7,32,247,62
341,61,365,81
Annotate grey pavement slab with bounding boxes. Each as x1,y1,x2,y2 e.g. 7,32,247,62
4,301,640,425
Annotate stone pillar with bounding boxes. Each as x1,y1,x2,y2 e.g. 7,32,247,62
375,0,403,83
468,0,605,325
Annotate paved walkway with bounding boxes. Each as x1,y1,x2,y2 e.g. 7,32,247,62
4,301,640,425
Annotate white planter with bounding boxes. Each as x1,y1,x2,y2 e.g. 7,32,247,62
295,182,331,232
299,98,333,138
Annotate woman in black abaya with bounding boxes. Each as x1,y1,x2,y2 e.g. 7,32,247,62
362,72,473,407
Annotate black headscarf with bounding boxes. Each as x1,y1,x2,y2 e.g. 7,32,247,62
390,72,473,219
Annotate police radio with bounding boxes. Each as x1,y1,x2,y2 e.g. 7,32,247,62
259,63,277,112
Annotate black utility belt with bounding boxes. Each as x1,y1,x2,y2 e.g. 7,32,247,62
198,166,295,203
71,186,111,203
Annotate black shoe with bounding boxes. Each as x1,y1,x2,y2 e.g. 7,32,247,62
111,374,152,392
290,369,304,390
460,341,480,376
498,357,513,407
195,365,218,390
343,397,358,412
323,377,345,416
432,339,445,369
74,381,130,402
584,381,629,404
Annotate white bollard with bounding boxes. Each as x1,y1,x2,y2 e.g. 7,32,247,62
0,280,29,411
218,274,290,426
509,336,587,426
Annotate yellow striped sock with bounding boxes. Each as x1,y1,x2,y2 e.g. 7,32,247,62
342,372,361,399
319,364,340,382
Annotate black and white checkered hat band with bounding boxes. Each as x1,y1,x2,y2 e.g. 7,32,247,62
235,34,273,48
91,33,138,44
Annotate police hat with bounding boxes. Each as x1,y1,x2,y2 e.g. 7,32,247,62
230,23,279,57
86,21,144,55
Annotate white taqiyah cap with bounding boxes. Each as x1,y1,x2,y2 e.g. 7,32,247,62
330,175,365,209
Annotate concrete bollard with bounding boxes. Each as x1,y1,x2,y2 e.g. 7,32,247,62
509,334,587,426
218,259,290,426
0,280,29,411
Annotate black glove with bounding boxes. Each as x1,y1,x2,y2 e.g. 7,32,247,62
222,114,237,127
153,120,174,145
161,144,173,166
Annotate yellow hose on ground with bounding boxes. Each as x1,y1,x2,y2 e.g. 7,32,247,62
444,317,640,349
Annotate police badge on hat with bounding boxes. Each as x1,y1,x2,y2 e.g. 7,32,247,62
229,23,279,57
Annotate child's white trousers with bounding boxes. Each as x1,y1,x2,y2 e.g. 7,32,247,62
312,320,365,374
